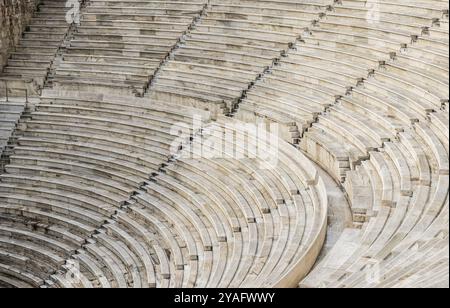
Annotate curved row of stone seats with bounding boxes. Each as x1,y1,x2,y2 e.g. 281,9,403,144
236,40,379,143
375,43,448,111
429,16,449,41
302,105,393,182
0,93,210,287
0,102,26,154
0,194,101,288
53,0,208,95
300,85,448,184
310,1,447,65
0,220,81,280
147,0,333,115
304,203,449,287
237,1,448,180
301,115,449,287
236,0,448,142
320,0,445,39
428,110,449,156
339,19,449,130
228,0,449,287
385,236,448,288
343,122,448,221
393,17,449,90
0,0,74,95
46,118,328,288
300,55,447,180
341,0,449,18
10,92,209,195
337,0,448,22
0,155,117,287
395,48,448,85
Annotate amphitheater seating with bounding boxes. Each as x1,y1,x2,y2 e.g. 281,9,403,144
42,118,327,288
147,0,332,115
0,0,74,96
0,92,211,286
52,0,208,95
299,40,448,184
0,101,26,156
233,0,449,182
0,0,448,289
228,0,448,287
303,125,449,287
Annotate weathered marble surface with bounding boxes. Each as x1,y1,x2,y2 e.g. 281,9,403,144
0,0,37,69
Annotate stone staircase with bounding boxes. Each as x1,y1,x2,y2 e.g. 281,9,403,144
0,0,82,96
0,99,34,173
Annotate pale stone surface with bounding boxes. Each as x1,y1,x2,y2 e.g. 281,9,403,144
0,0,448,289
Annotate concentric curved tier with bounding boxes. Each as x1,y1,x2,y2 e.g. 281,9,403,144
0,98,327,287
0,0,448,288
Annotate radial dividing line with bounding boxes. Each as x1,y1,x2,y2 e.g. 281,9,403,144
141,0,212,97
42,123,205,288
